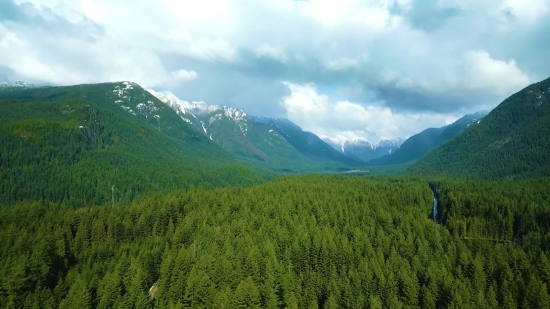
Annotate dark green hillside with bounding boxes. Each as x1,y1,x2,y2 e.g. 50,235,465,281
367,127,444,166
239,121,356,173
367,111,487,166
249,116,364,167
0,84,273,207
0,82,211,144
436,111,487,142
2,175,550,308
410,77,550,179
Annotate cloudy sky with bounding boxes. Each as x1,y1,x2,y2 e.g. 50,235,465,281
1,0,549,143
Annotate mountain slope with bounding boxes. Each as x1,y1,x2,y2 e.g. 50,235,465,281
0,82,272,207
249,116,364,167
367,111,488,166
0,82,215,145
409,77,550,179
149,91,364,172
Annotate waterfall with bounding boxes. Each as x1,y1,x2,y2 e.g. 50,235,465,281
433,197,438,219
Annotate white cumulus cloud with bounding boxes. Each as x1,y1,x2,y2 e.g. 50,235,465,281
280,81,459,143
463,50,531,96
1,0,549,142
171,69,198,81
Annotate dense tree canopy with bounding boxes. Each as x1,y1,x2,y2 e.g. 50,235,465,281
432,178,550,251
0,98,274,207
1,176,549,308
410,77,550,180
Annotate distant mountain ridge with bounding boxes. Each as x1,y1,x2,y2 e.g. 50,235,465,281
410,77,550,179
366,111,489,166
322,136,405,162
249,116,364,166
148,90,364,172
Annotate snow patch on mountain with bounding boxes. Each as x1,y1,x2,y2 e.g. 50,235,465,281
147,89,249,135
321,136,346,152
121,105,136,115
136,100,159,116
321,136,405,162
148,90,246,119
112,81,136,98
0,81,38,89
377,138,406,151
322,136,404,153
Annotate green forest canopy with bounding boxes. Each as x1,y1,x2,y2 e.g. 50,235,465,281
409,77,550,180
0,97,274,207
1,175,550,308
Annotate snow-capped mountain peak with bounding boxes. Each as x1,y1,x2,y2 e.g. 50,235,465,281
147,89,250,139
322,136,404,162
147,90,196,115
222,106,247,122
346,137,371,144
377,137,405,149
147,89,247,122
320,136,348,153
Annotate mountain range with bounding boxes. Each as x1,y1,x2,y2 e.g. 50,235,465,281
2,75,548,183
147,89,491,169
322,137,405,162
147,89,406,165
147,90,363,172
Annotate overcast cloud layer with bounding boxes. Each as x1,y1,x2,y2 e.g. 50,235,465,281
1,0,549,143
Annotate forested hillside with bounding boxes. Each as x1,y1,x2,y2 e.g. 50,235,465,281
249,116,364,167
367,127,444,166
0,85,273,207
1,176,550,308
0,82,213,143
367,111,487,166
410,77,550,179
243,121,356,173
